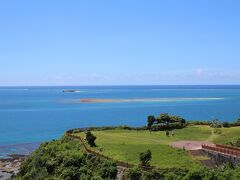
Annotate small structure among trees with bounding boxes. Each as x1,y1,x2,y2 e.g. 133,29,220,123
147,113,186,132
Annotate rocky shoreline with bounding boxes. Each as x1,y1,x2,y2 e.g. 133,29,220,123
0,154,27,180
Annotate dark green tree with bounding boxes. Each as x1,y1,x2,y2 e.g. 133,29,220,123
139,149,152,167
147,115,155,133
171,115,186,124
86,131,96,147
158,113,171,124
222,122,230,128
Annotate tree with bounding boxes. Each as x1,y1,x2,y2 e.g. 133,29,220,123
139,149,152,166
222,122,230,128
147,113,187,131
165,130,170,137
210,119,222,128
147,115,155,133
171,116,186,124
158,113,171,124
86,131,96,147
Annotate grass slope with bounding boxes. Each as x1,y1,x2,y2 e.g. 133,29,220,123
212,127,240,144
75,125,240,169
76,126,212,168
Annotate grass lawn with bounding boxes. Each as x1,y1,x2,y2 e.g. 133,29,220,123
74,125,240,169
212,127,240,144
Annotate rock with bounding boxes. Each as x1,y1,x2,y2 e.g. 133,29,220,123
0,155,27,179
0,170,12,180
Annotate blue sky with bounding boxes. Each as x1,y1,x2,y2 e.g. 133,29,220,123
0,0,240,85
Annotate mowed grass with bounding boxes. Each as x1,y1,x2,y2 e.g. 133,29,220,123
76,126,212,168
212,127,240,144
75,125,240,168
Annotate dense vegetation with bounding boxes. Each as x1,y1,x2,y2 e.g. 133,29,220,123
123,165,240,180
189,118,240,127
13,136,117,180
66,117,240,134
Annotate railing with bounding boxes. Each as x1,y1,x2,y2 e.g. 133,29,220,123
216,144,240,152
202,144,240,157
66,133,135,168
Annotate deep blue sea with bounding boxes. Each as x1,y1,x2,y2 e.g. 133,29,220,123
1,85,240,157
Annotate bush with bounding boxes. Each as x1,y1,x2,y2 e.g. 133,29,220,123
222,122,230,128
123,166,240,180
228,138,240,147
123,168,142,180
143,169,164,180
189,121,211,125
14,138,117,180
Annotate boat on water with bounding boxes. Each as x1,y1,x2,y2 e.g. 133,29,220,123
62,90,78,93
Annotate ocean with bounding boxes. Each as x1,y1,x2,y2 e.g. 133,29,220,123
0,85,240,157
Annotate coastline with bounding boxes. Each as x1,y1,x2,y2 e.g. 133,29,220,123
0,154,27,179
0,142,41,179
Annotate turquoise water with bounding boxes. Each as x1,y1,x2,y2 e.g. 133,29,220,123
0,85,240,156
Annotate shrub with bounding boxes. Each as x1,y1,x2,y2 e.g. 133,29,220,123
123,166,240,180
228,138,240,147
143,169,164,180
85,131,96,147
139,150,152,167
14,138,117,180
189,121,211,125
123,168,142,180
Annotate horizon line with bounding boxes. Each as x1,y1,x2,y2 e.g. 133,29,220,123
1,84,240,87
